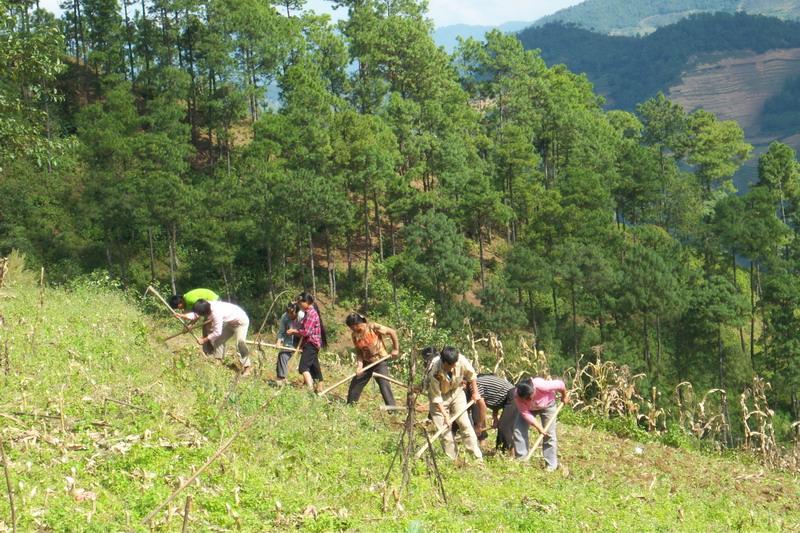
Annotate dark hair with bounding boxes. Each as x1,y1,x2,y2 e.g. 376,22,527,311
516,380,534,399
421,346,439,365
192,299,212,316
345,313,367,327
440,346,459,365
298,292,327,347
297,292,314,304
286,302,299,313
169,294,184,309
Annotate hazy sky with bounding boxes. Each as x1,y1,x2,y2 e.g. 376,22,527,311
38,0,583,27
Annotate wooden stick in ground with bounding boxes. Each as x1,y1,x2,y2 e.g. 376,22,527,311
523,403,565,462
142,396,275,525
414,399,476,459
0,436,17,533
146,286,200,342
372,372,409,389
243,340,295,351
317,356,392,397
181,495,192,533
162,320,209,342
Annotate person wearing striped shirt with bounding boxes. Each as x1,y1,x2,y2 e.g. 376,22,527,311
464,374,515,442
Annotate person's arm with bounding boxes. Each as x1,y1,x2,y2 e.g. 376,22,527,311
175,311,199,322
199,312,222,345
470,378,481,402
277,315,288,345
383,325,400,358
514,395,545,434
491,408,501,429
475,397,487,434
428,375,450,426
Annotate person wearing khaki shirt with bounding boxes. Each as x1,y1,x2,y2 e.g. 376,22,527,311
425,346,483,461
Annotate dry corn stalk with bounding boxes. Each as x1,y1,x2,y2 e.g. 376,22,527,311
566,359,644,418
740,377,778,465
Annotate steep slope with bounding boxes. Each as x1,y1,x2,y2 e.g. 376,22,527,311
0,267,798,530
534,0,800,35
668,49,800,133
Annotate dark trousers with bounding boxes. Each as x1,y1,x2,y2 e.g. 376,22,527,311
346,360,395,406
298,344,323,381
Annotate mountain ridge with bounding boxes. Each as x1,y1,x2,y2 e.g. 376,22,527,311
534,0,800,35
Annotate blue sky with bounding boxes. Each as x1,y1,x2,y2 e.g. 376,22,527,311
38,0,583,27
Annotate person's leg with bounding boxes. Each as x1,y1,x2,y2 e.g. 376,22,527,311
210,325,235,360
298,344,316,391
512,411,530,459
497,399,518,452
430,397,457,459
540,403,559,470
347,368,372,404
234,320,251,372
452,391,482,460
276,351,292,380
373,361,396,406
310,346,323,386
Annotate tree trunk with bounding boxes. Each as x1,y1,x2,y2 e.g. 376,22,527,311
478,225,486,291
389,215,396,256
325,231,336,304
551,285,558,329
308,230,316,296
718,325,732,447
374,192,383,261
266,242,274,302
169,223,178,294
643,317,652,376
346,232,353,275
222,267,231,300
749,261,755,369
571,284,578,367
655,314,662,381
148,227,156,282
122,0,135,82
528,289,539,354
732,252,746,354
363,182,371,313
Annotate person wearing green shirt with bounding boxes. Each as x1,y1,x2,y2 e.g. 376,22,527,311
170,289,219,311
169,289,220,340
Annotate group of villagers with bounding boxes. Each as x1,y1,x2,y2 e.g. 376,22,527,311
169,288,569,469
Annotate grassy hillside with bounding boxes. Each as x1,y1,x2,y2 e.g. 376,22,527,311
1,266,799,531
533,0,800,35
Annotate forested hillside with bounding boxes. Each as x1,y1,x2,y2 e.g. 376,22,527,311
3,0,800,460
534,0,800,35
518,12,800,111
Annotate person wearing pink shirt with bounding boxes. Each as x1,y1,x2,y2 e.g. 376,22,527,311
512,376,569,470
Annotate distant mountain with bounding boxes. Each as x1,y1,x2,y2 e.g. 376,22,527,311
433,21,533,52
518,12,800,112
518,11,800,188
533,0,800,35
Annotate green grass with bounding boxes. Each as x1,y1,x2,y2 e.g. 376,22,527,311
1,278,799,531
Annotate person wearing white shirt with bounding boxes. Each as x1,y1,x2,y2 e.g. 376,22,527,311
177,299,252,375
